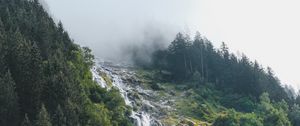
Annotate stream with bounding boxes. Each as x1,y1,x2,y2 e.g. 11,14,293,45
91,60,163,126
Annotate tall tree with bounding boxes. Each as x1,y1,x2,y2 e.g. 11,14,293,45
52,105,66,126
220,42,229,61
167,33,191,80
0,71,20,126
36,104,52,126
8,30,43,119
0,18,7,74
192,31,205,78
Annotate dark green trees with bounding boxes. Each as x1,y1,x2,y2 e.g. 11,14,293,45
36,104,52,126
52,105,66,126
8,31,44,119
0,71,20,126
0,0,132,125
150,32,299,125
21,114,32,126
151,31,291,102
289,104,300,126
167,33,192,80
258,93,291,126
192,32,205,79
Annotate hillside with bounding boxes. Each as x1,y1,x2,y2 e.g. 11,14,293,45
0,0,131,126
2,0,300,126
132,32,300,125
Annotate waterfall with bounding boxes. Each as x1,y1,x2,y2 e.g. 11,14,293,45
91,61,162,126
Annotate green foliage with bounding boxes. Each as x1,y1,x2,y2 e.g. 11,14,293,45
52,105,66,126
258,93,291,126
213,110,263,126
8,31,44,119
147,32,299,125
220,93,256,112
0,71,20,126
36,104,52,126
289,104,300,126
82,46,95,67
0,0,132,125
151,32,291,102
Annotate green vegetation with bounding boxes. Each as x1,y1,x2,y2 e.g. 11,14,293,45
0,0,132,125
134,32,300,125
2,0,300,126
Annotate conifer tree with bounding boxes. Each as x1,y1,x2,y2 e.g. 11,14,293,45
167,33,192,80
8,31,43,119
36,104,52,126
52,105,66,126
0,18,7,74
0,71,20,126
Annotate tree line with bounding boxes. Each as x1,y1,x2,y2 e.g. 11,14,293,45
149,32,300,125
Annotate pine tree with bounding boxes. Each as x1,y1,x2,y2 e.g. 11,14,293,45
167,33,192,80
192,31,205,79
82,47,95,67
0,1,133,125
52,105,66,126
64,99,80,126
36,104,52,126
0,18,7,74
8,31,44,119
220,42,229,60
0,71,20,126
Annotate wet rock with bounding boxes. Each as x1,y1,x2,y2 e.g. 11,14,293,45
151,83,163,90
128,92,142,100
170,90,176,96
95,62,169,126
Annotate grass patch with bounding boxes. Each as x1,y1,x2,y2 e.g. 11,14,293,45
100,72,113,88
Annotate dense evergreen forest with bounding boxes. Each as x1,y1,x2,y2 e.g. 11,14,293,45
0,0,132,126
140,32,300,126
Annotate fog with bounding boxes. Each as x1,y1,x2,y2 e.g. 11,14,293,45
45,0,200,63
45,0,300,90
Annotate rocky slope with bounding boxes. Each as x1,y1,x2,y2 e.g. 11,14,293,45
91,60,211,126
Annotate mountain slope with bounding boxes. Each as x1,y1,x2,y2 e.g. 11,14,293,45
131,32,300,126
0,0,132,125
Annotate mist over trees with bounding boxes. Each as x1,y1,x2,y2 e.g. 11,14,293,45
2,0,300,125
147,32,291,100
131,32,300,125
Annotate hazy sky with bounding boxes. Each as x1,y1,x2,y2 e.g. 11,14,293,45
45,0,300,90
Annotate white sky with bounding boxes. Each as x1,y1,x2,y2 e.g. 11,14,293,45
45,0,300,91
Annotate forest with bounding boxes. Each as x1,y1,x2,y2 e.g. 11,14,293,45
1,0,300,126
0,0,132,126
143,32,300,126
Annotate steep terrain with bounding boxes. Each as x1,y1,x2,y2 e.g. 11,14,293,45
0,0,131,125
92,61,213,126
2,0,300,126
128,32,300,126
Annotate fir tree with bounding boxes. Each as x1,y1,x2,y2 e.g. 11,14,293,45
8,31,43,119
52,105,66,126
0,71,20,126
36,104,52,126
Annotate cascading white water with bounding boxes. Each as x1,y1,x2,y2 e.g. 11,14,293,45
91,61,160,126
91,66,107,88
